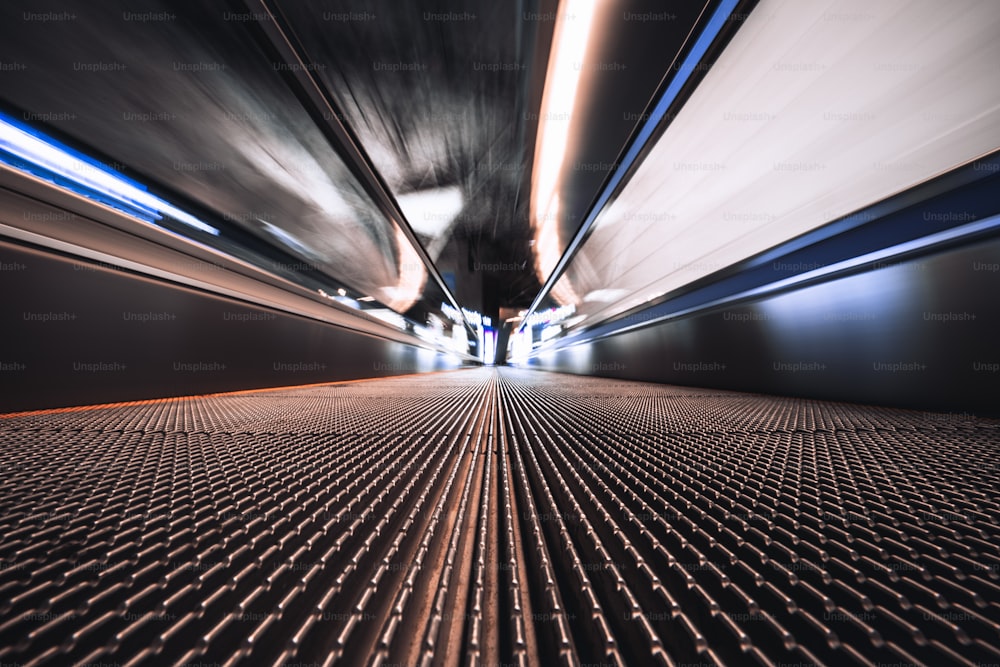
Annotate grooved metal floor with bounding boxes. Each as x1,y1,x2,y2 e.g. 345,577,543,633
1,368,999,666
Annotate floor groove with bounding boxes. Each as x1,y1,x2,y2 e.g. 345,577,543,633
1,368,998,665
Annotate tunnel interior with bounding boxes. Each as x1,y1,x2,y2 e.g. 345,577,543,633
2,1,999,666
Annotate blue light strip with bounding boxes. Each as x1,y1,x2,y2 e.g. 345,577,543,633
530,213,1000,355
0,111,219,236
519,0,741,332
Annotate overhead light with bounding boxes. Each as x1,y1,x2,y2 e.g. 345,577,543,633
396,185,464,238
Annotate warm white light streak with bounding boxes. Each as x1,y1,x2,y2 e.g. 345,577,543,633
547,0,1000,334
379,225,427,312
530,0,601,294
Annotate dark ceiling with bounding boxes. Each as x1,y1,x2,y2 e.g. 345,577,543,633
0,0,714,322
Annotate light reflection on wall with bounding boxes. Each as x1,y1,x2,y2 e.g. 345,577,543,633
530,0,603,302
379,225,428,312
757,263,919,359
542,0,1000,340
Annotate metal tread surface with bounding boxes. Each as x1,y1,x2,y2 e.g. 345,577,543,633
1,368,998,666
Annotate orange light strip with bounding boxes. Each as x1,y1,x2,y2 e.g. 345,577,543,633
0,369,470,419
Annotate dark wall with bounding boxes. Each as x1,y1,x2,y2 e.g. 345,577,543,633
0,240,470,412
522,236,1000,417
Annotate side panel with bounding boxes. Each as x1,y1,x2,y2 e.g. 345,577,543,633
522,237,1000,416
0,240,469,412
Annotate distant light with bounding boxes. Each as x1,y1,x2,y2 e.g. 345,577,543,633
337,288,347,296
508,329,534,362
413,325,437,342
451,324,469,353
367,308,407,330
461,307,483,327
441,302,485,328
484,328,496,365
524,303,576,327
333,296,360,309
0,112,219,236
541,325,562,342
441,302,464,324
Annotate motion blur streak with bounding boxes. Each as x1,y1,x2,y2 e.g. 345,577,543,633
2,1,1000,665
541,0,1000,334
530,0,601,300
0,113,218,235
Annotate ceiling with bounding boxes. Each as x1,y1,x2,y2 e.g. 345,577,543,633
5,0,1000,365
0,0,716,329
